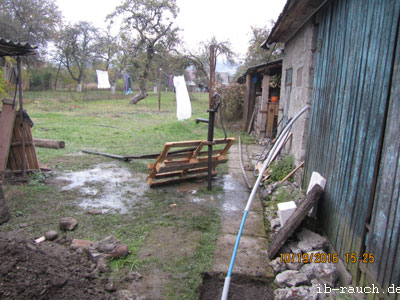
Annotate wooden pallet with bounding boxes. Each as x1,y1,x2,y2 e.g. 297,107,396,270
147,138,235,187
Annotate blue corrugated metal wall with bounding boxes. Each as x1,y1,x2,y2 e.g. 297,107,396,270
304,0,400,290
365,13,400,295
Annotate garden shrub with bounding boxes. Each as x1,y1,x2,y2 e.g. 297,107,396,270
268,155,295,183
217,83,245,121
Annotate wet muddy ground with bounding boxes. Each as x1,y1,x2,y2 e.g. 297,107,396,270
54,162,148,213
199,273,273,300
1,143,274,299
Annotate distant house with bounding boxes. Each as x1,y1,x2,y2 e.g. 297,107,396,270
185,80,196,93
215,72,231,86
266,0,400,293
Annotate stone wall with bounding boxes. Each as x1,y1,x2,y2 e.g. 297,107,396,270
279,19,318,182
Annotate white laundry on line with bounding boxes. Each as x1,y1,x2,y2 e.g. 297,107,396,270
96,70,111,89
173,75,192,121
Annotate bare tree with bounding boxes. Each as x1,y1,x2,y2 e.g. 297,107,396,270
187,36,236,86
109,0,180,104
93,24,122,92
55,22,97,92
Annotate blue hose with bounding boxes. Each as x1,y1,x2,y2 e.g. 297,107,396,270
220,105,310,300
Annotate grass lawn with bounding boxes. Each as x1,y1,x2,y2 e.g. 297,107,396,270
1,90,252,300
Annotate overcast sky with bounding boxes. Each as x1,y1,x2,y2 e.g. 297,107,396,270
57,0,286,61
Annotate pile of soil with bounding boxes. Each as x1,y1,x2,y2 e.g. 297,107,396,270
0,234,116,300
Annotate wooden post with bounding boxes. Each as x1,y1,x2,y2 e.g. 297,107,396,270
17,57,26,179
242,73,251,131
258,74,270,140
158,68,162,111
242,73,256,132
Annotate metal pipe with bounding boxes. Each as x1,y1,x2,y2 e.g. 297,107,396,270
207,107,216,190
221,105,310,300
195,118,209,124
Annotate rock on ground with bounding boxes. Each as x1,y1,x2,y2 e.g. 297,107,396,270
286,260,304,271
270,257,287,274
300,262,338,287
60,217,78,231
270,218,281,230
88,235,130,261
296,228,328,252
275,270,310,288
45,230,58,241
287,241,302,254
274,286,319,300
71,239,94,250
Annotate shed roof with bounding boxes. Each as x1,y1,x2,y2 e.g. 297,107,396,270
0,38,37,57
262,0,328,46
237,59,282,84
245,59,282,75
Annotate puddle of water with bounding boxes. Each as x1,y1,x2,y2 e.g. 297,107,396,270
220,174,249,212
55,163,148,213
191,197,205,203
222,174,246,191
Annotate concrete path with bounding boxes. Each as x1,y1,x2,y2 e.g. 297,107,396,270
212,143,272,277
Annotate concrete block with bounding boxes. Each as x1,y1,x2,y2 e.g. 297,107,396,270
307,172,326,218
307,172,326,194
277,201,297,226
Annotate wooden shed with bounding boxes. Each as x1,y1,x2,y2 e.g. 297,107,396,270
240,60,282,142
267,0,400,297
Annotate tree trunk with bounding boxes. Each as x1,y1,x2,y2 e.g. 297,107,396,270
77,73,83,92
111,84,116,95
130,77,148,104
130,88,148,104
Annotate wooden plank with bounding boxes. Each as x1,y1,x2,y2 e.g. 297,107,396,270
148,172,217,187
23,122,35,170
167,149,223,160
11,117,23,171
152,167,209,179
268,185,324,259
157,158,227,173
0,102,17,172
266,103,279,137
246,107,256,134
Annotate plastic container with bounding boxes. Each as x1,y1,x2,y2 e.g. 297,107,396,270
270,96,279,103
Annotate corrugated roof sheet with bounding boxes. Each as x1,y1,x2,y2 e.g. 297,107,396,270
262,0,328,46
0,38,37,57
